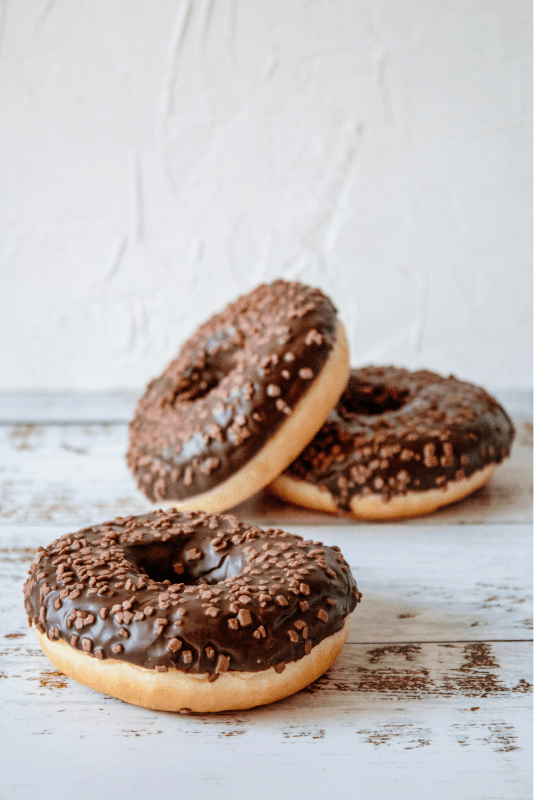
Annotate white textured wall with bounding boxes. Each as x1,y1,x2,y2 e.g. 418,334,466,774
1,0,531,391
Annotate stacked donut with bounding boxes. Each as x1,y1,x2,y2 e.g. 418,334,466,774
127,279,514,520
127,280,351,512
271,366,515,519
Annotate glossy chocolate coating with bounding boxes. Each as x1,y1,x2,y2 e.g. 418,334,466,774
283,367,515,512
127,280,339,502
24,510,360,675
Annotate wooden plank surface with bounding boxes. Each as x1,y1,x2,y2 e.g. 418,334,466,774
1,639,531,800
0,418,531,527
1,523,531,800
0,393,531,800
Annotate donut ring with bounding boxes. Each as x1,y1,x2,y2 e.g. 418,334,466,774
270,366,515,520
127,280,350,513
24,509,361,712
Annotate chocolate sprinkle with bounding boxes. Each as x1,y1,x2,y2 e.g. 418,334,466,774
127,280,339,502
24,509,360,676
283,366,515,512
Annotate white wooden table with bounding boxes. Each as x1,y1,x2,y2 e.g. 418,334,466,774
0,391,531,800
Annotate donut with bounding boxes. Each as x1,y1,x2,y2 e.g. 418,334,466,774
23,509,361,712
270,366,515,520
127,279,350,513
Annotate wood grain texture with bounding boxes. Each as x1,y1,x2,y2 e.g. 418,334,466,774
1,523,531,799
0,393,531,799
0,418,530,526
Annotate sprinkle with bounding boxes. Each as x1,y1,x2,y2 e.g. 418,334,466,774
298,368,313,379
305,329,323,346
216,654,230,674
168,638,182,653
237,608,252,627
183,468,193,486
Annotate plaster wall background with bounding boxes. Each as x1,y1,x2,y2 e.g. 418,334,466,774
0,0,531,391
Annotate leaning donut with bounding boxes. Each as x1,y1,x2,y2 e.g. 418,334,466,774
127,280,350,513
270,366,515,520
24,509,361,712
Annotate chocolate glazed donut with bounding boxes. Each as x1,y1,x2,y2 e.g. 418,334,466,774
270,366,515,520
24,510,361,712
127,280,350,513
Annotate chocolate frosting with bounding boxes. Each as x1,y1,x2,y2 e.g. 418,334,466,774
127,280,339,502
24,510,360,676
283,366,515,512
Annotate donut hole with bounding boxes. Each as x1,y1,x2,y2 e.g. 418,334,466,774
123,541,244,587
339,381,409,417
173,366,228,403
173,345,239,403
